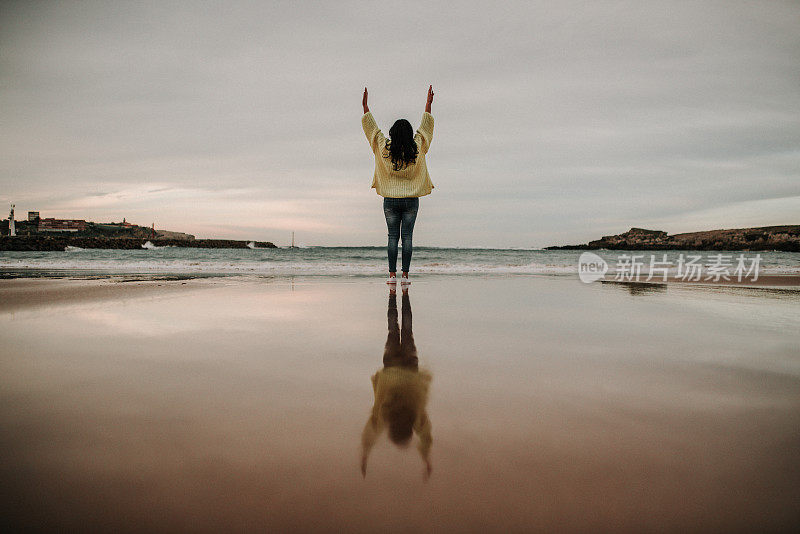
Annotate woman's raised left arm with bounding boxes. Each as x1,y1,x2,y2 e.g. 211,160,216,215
361,87,385,153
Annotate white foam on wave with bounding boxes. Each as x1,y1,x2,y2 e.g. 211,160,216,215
64,246,84,252
0,259,633,276
0,250,796,277
142,241,173,250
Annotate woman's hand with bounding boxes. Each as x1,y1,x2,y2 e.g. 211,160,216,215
362,87,369,114
425,85,434,113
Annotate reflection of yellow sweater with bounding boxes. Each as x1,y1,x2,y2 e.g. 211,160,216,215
361,111,434,198
361,367,433,459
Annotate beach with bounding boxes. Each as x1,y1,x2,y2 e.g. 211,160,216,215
1,275,798,532
3,0,800,530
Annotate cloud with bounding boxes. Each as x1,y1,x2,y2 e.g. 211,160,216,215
1,0,798,246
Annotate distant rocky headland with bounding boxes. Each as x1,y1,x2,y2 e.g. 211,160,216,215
0,236,276,251
1,215,276,250
546,225,800,252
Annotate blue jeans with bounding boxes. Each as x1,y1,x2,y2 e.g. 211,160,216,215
383,197,419,273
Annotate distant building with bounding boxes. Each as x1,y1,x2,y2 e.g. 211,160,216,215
28,211,40,222
8,204,16,236
38,218,87,232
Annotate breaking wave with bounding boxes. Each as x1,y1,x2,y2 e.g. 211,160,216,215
0,247,797,278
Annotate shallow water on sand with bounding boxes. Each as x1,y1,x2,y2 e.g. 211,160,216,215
1,277,798,532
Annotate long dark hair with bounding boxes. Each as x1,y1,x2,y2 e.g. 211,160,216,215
384,402,415,447
384,119,419,171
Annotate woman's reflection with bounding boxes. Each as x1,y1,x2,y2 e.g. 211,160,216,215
361,286,433,480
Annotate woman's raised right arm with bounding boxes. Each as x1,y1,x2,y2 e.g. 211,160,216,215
414,85,435,154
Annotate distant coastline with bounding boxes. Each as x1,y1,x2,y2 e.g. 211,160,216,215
0,236,276,251
1,214,276,250
546,225,800,252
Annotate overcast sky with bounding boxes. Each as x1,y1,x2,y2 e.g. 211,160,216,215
1,0,798,247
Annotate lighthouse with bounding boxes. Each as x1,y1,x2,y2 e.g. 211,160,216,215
8,204,16,237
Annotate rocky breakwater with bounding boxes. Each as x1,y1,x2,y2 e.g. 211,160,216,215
0,236,277,251
546,225,800,251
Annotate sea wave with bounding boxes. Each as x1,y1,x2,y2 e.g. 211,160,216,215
142,241,173,250
0,259,797,277
1,248,797,278
0,259,578,276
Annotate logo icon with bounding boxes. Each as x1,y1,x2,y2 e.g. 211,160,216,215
578,252,608,283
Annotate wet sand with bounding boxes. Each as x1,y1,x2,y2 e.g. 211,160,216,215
1,276,799,532
0,277,212,312
601,273,800,288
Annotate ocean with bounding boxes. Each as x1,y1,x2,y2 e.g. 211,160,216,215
1,246,798,279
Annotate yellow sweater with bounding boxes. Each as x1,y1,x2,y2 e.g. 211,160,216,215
361,111,434,198
361,366,433,461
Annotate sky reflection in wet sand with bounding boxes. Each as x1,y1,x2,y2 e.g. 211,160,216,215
1,277,798,532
